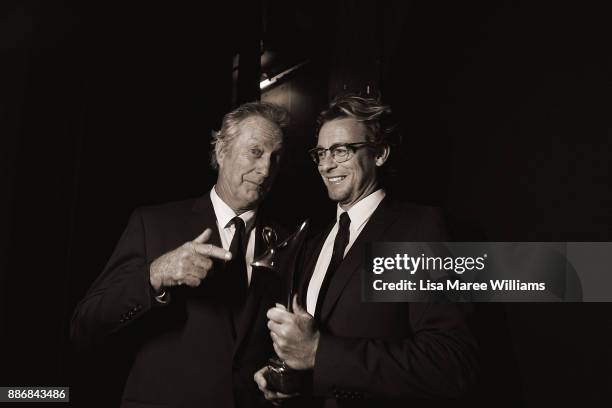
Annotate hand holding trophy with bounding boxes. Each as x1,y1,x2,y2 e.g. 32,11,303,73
252,220,310,394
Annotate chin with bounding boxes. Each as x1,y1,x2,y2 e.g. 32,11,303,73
327,190,348,203
243,194,260,206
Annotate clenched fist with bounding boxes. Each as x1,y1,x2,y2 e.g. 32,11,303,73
149,228,232,291
267,297,320,370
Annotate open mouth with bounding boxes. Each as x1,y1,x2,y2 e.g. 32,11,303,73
327,176,347,184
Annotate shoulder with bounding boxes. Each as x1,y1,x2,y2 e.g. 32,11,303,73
383,199,444,221
129,196,211,231
122,195,215,251
374,198,444,222
379,199,449,241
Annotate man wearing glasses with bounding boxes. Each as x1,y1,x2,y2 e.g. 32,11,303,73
255,95,478,407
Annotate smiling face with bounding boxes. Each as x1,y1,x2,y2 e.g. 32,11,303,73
215,116,283,213
316,117,389,210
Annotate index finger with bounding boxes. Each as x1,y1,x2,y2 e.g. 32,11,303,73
193,242,232,260
193,228,212,244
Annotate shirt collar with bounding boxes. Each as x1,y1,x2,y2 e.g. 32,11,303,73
210,186,256,231
336,189,386,232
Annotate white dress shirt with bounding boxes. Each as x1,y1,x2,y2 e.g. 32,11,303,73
306,189,386,315
210,187,256,285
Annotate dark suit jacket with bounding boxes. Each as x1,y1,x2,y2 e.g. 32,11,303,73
296,198,479,408
71,194,282,408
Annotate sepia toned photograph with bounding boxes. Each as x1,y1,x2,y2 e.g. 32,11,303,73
1,1,610,407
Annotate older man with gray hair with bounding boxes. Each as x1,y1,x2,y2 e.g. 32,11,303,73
72,101,290,408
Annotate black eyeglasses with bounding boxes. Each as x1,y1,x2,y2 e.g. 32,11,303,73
308,142,375,164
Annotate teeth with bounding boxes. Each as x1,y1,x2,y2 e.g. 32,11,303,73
328,176,346,183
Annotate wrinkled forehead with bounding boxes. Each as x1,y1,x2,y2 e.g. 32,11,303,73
238,116,283,147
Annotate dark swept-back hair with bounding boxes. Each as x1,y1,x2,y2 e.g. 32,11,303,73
316,94,395,145
210,101,290,170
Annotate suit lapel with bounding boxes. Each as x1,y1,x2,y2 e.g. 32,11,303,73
188,195,230,285
193,194,265,356
184,194,239,346
298,224,334,306
320,198,396,322
190,194,223,249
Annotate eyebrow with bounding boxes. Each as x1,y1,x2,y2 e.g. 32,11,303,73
314,143,345,149
248,143,283,152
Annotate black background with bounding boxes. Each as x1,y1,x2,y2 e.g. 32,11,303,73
1,1,611,406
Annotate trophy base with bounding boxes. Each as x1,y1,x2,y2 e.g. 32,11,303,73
263,356,304,394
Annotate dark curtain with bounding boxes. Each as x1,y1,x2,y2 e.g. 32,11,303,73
1,1,236,405
2,1,611,407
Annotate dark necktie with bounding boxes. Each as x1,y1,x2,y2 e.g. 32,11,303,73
315,212,351,319
227,217,248,333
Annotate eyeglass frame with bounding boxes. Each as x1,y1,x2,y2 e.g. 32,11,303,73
307,142,378,165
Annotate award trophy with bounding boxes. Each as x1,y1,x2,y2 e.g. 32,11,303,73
251,220,310,394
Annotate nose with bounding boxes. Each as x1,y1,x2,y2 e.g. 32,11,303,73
255,154,273,178
318,152,337,173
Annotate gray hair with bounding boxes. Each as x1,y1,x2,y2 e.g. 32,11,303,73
316,94,395,145
210,102,290,170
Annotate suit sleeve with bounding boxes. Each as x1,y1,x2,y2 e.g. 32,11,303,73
312,303,478,399
70,208,167,348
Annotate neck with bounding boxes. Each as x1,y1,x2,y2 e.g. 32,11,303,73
339,183,379,211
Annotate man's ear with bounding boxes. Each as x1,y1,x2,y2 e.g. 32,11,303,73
215,141,225,166
375,144,390,167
